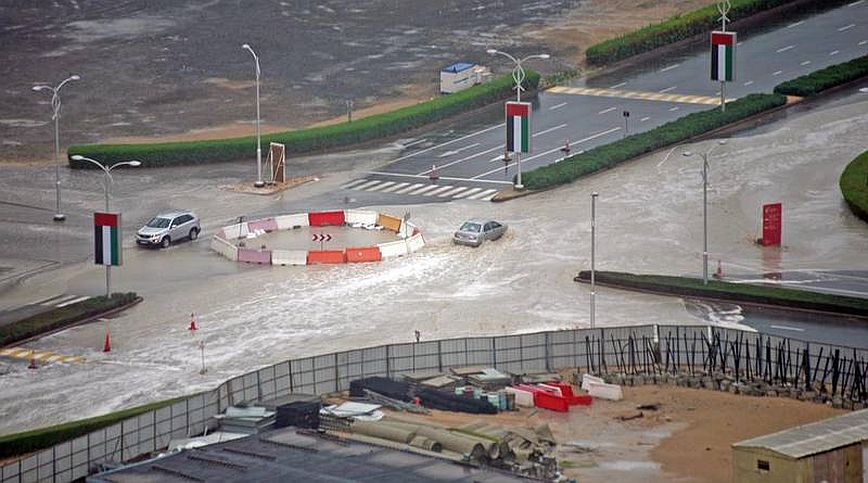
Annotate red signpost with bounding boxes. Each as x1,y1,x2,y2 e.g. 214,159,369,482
761,203,782,246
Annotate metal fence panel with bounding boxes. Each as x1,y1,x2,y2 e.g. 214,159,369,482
360,346,388,378
464,337,495,366
292,357,315,393
314,354,338,395
154,407,172,450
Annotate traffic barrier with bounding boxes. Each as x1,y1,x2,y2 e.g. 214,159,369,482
344,209,378,226
306,250,346,264
247,217,277,233
505,387,535,407
406,233,425,252
586,381,623,401
275,213,309,230
221,222,249,240
377,240,409,258
376,213,402,232
271,249,308,266
516,384,569,412
210,236,239,261
581,374,605,392
237,248,272,264
309,210,345,226
345,246,382,263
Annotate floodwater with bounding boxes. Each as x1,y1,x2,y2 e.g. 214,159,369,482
0,92,866,435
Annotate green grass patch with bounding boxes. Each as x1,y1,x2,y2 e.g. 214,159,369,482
840,150,868,223
0,292,138,347
774,54,868,97
576,271,868,317
586,0,851,66
0,395,188,459
68,72,539,169
522,93,786,190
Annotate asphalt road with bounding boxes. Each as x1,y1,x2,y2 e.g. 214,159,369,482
338,1,868,202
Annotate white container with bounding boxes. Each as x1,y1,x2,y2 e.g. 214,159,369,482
581,374,605,392
587,381,623,401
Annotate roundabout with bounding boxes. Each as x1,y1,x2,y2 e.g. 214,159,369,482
210,210,426,266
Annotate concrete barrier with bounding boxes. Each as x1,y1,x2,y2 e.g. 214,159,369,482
210,236,239,261
271,249,308,266
248,217,278,233
309,210,345,226
406,233,425,252
345,246,382,263
377,240,409,258
221,222,249,240
307,250,346,264
376,213,402,232
237,248,272,264
275,213,309,230
345,209,378,226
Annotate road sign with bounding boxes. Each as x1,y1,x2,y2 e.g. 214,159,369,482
761,203,782,246
505,101,532,154
312,233,332,242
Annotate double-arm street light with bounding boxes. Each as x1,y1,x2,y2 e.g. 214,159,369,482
70,155,141,296
242,43,264,188
682,140,727,285
486,49,549,189
33,74,80,222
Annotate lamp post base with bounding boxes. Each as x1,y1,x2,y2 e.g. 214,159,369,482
253,181,265,188
514,184,525,191
53,213,66,222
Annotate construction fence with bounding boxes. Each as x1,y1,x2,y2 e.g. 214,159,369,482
2,324,866,482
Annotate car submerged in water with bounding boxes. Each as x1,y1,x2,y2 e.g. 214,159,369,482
452,219,507,247
136,211,201,248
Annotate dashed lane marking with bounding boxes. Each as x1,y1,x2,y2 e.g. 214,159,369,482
598,107,616,115
548,102,567,110
55,295,91,308
546,86,721,105
660,64,680,72
838,24,856,32
0,347,85,364
776,45,795,53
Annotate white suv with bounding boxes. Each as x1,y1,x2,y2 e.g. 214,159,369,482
136,211,200,248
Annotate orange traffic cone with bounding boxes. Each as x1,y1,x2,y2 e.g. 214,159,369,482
103,328,111,352
188,313,198,334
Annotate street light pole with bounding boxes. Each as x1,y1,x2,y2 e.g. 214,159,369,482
32,74,80,222
70,155,141,296
242,44,264,188
683,140,726,285
486,49,549,190
590,192,598,329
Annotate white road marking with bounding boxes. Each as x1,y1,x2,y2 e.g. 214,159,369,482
609,82,626,89
393,183,425,194
534,123,567,137
403,138,427,148
838,24,856,32
830,50,840,56
479,192,499,201
467,189,497,200
640,116,650,122
769,325,806,332
598,107,616,115
418,145,501,175
340,179,369,190
787,20,804,28
548,102,568,110
772,70,783,76
55,296,90,308
424,185,455,196
800,60,811,66
850,0,864,6
353,180,383,191
391,123,504,163
406,184,442,196
776,45,795,53
367,171,513,185
859,40,867,45
438,143,480,158
365,181,396,192
437,186,470,197
379,182,409,193
36,294,75,306
743,80,754,86
660,64,680,72
668,106,680,112
453,187,482,199
659,86,677,93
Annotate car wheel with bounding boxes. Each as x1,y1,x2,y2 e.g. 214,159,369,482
189,228,199,241
160,236,171,249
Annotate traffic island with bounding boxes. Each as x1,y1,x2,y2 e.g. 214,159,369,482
574,270,868,319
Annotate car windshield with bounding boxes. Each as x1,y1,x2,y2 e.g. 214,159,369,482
146,217,171,228
460,222,482,233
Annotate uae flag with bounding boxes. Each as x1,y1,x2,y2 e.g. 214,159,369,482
505,101,531,153
94,212,122,266
710,31,736,82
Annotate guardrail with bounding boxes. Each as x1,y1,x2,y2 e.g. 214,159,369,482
2,324,866,482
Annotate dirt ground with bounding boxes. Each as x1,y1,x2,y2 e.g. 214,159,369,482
1,0,717,161
366,384,844,482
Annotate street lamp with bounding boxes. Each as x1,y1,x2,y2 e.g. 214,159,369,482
32,74,80,222
70,155,141,296
590,192,598,329
486,49,550,189
682,140,727,285
241,43,264,188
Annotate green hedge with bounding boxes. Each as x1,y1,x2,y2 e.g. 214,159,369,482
774,54,868,97
68,72,540,169
0,292,138,347
840,150,868,223
522,93,786,190
586,0,851,66
0,395,187,459
576,270,868,317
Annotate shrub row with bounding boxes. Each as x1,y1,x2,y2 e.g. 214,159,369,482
68,71,540,169
0,292,138,347
774,54,868,97
522,93,786,190
0,395,187,459
575,271,868,318
586,0,851,66
840,150,868,223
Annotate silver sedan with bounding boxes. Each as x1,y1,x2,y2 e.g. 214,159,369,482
452,219,507,247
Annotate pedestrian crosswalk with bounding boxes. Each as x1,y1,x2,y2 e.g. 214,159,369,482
0,347,85,364
341,179,500,201
36,294,92,308
547,85,723,105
